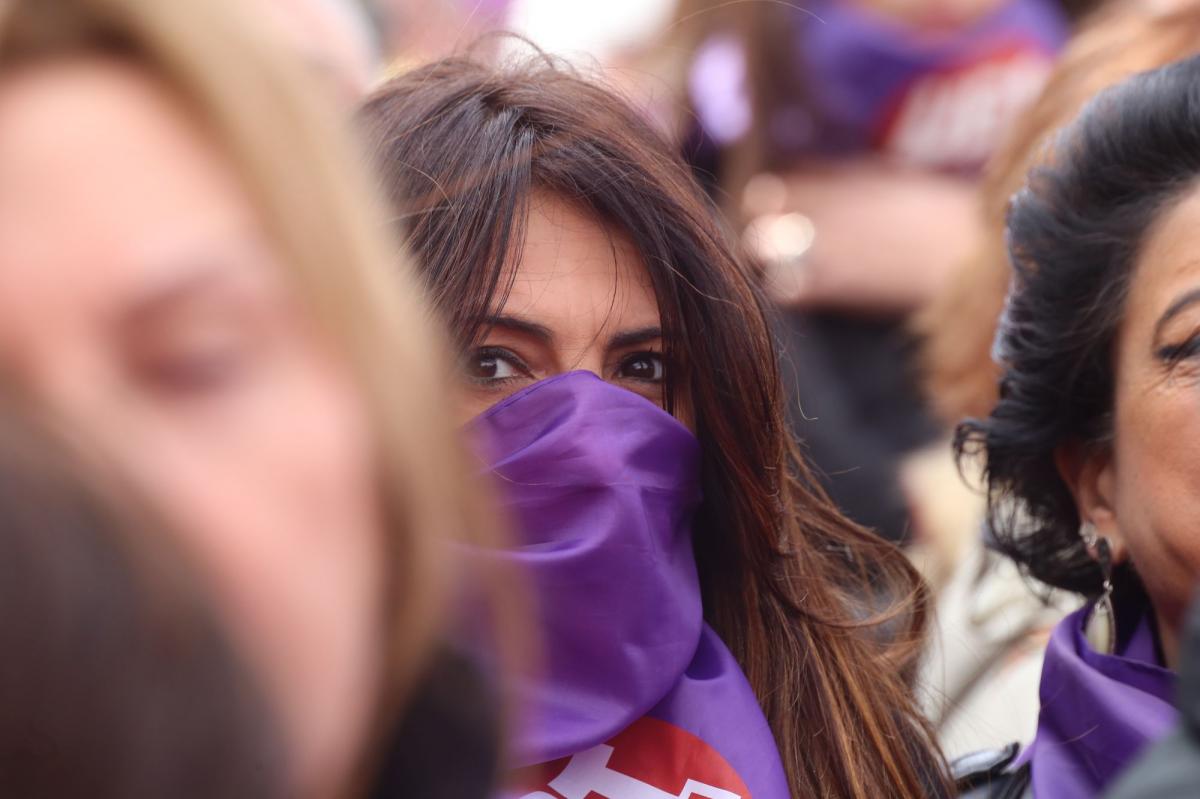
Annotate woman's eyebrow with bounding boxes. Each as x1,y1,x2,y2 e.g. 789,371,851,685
478,314,555,344
608,326,662,350
1154,287,1200,344
113,234,269,331
115,262,233,332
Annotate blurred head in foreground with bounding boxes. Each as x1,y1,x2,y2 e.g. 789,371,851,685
0,401,285,798
0,0,495,795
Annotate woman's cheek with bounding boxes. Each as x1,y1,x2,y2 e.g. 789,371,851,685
88,339,385,796
1113,380,1200,625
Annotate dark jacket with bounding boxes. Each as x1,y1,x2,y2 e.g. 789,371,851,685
953,744,1029,799
369,648,501,799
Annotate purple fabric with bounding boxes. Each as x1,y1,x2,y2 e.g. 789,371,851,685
1020,604,1178,797
471,372,789,797
689,33,752,146
647,625,790,797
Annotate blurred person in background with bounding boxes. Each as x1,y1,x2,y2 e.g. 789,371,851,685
955,51,1200,797
0,401,286,798
0,0,503,796
913,0,1200,765
372,0,508,70
254,0,383,101
674,0,1066,545
361,56,950,799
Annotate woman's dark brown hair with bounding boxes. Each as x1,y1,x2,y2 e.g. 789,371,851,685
360,56,947,798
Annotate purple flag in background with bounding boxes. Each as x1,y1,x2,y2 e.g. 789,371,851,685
689,0,1067,169
796,0,1067,164
471,372,789,799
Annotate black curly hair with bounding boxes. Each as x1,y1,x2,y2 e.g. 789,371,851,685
957,53,1200,597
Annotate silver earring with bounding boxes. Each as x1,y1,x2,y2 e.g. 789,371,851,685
1081,521,1116,655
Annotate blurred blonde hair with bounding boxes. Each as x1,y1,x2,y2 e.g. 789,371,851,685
0,0,501,774
918,0,1200,424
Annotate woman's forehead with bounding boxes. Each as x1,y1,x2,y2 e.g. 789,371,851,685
1125,188,1200,330
0,59,280,363
493,193,657,323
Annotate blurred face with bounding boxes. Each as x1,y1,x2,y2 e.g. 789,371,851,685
1074,186,1200,667
0,59,383,796
459,193,670,420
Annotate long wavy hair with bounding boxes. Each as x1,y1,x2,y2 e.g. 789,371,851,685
360,56,947,798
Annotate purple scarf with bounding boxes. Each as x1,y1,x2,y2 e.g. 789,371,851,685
471,372,789,799
1020,603,1177,797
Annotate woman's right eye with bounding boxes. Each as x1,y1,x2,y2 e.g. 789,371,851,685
139,348,247,396
128,321,258,401
1157,335,1200,366
465,348,527,382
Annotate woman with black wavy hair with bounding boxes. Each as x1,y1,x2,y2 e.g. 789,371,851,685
956,51,1200,797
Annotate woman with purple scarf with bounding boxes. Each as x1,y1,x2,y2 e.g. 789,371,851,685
360,57,951,798
954,54,1200,798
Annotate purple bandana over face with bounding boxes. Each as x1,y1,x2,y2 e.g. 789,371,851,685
1020,603,1177,797
470,372,789,799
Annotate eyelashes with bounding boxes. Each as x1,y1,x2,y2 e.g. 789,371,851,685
464,346,530,385
1156,337,1200,366
463,346,669,385
616,351,666,382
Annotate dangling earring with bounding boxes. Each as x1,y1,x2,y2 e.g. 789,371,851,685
1081,521,1116,655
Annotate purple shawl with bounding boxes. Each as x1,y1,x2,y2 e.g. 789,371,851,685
472,373,789,799
1021,603,1177,797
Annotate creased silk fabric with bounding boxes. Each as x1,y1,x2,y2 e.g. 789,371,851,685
471,372,788,798
1020,603,1177,797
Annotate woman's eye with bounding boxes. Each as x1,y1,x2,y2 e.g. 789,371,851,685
125,301,267,401
1158,336,1200,365
137,347,247,397
618,352,665,382
466,349,526,382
